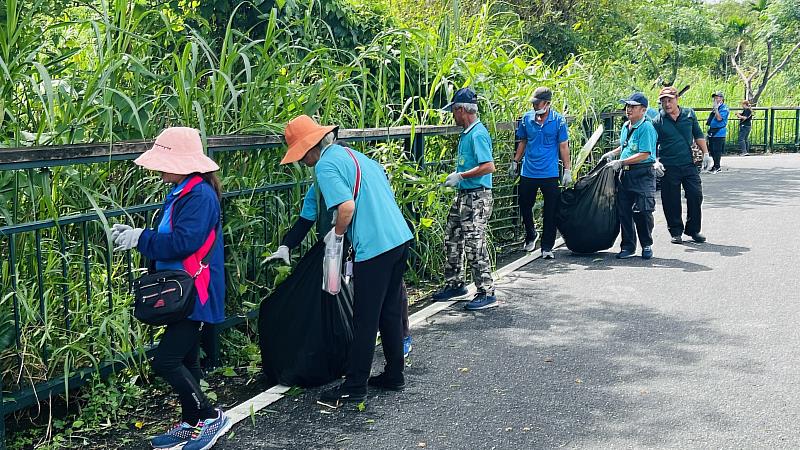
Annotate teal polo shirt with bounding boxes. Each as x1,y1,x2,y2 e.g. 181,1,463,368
456,121,493,190
619,117,657,164
315,144,413,262
652,107,705,167
515,109,569,179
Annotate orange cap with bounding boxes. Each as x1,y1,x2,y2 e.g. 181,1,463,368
280,115,338,164
658,86,679,100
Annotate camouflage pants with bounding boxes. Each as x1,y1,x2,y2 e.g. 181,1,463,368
444,190,494,295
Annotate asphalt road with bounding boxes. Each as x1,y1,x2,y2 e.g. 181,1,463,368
219,153,800,450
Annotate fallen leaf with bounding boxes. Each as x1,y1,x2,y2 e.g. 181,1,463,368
134,421,144,429
504,427,513,432
575,378,583,384
357,401,366,412
522,427,531,432
365,419,375,424
417,443,427,448
458,367,470,373
544,357,554,363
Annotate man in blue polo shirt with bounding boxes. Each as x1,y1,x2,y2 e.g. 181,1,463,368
600,93,658,259
706,91,729,173
510,86,572,259
434,87,497,311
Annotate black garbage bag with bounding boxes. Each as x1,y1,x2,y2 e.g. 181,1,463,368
556,160,619,254
259,241,354,387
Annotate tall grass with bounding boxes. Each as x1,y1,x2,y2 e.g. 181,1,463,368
0,2,603,440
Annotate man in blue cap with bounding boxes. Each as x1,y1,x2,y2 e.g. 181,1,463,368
509,86,572,259
706,91,729,173
600,92,659,259
434,87,498,311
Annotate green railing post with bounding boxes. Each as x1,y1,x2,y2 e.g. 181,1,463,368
768,108,775,152
794,109,800,150
1,375,6,450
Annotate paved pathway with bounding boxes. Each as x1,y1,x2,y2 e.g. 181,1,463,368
220,154,800,449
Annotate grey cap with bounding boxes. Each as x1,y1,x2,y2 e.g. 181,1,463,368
531,87,553,103
711,91,724,98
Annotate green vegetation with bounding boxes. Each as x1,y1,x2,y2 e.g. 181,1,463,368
1,0,798,447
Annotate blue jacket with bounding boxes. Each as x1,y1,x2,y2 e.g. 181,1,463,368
137,180,225,324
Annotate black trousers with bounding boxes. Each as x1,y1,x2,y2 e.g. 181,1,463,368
343,241,410,391
617,167,656,251
518,176,560,251
660,164,703,237
708,136,725,170
152,319,215,424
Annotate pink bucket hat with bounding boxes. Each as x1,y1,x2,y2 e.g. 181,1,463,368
134,127,219,175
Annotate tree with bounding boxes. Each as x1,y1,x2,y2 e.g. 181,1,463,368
729,0,800,103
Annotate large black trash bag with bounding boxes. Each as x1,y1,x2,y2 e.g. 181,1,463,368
259,241,354,387
556,160,619,254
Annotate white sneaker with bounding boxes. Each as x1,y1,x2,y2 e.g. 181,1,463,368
523,240,536,252
542,250,554,259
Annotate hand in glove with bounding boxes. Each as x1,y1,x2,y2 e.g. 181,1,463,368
265,245,290,265
702,154,714,171
654,158,665,178
443,171,464,187
323,228,344,249
110,223,132,241
508,160,520,178
600,151,616,162
113,227,143,251
609,159,624,171
561,169,573,186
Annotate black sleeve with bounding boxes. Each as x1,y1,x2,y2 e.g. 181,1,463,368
281,217,315,249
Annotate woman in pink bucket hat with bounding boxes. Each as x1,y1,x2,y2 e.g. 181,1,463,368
110,127,231,450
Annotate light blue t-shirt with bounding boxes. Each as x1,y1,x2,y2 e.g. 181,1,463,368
456,121,493,190
708,103,730,137
315,144,413,262
299,185,318,221
646,107,659,121
619,117,657,164
515,109,569,179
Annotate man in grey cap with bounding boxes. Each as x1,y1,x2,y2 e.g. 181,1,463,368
706,91,729,173
510,86,572,259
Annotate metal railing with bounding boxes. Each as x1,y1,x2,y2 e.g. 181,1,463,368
598,106,800,153
0,122,534,444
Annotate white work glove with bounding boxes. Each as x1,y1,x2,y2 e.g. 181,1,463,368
654,158,665,178
443,171,464,187
110,223,132,241
508,160,520,178
113,227,144,251
265,245,290,265
561,169,573,186
324,228,344,249
609,160,624,171
600,151,616,162
702,154,714,171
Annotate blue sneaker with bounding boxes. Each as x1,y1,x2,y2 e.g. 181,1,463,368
641,246,653,260
151,422,195,449
403,335,413,358
464,294,498,311
183,409,232,450
432,283,468,301
616,249,635,259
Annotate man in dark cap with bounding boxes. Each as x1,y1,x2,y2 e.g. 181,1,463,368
651,86,712,244
509,86,571,259
434,87,498,311
600,93,658,259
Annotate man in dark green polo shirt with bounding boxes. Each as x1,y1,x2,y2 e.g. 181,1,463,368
651,86,712,244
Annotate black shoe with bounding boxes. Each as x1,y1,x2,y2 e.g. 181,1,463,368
317,384,366,408
368,372,405,391
670,235,683,244
687,232,706,243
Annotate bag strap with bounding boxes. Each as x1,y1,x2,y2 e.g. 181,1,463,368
343,147,362,200
175,175,218,274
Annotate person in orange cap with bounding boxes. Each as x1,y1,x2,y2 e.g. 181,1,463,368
280,115,413,406
109,127,231,450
